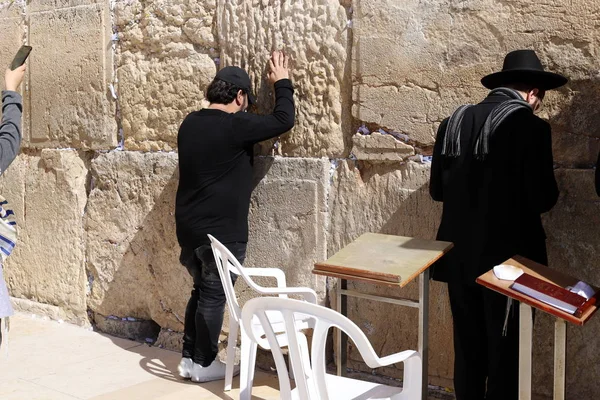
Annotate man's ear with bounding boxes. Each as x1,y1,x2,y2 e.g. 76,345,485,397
235,89,245,106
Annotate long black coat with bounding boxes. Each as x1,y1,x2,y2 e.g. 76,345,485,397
430,93,559,283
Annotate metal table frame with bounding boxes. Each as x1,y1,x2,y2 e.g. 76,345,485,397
335,269,430,400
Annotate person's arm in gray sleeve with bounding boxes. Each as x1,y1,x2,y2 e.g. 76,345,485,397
0,64,26,175
0,90,23,175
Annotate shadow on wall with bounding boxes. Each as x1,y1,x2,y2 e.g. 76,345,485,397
88,164,187,343
548,78,600,168
89,156,279,381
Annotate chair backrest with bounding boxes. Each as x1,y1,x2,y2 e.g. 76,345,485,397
207,235,243,321
241,297,402,400
208,234,288,323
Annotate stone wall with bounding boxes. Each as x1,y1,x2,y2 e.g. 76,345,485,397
0,0,598,397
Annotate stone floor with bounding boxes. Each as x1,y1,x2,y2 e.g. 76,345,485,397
0,314,453,400
0,314,282,399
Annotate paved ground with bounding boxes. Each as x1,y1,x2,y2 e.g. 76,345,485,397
0,313,455,399
0,314,281,400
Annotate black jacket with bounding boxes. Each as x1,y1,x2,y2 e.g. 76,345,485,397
430,93,559,283
175,79,295,248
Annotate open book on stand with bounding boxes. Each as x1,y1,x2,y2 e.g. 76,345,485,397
511,273,597,317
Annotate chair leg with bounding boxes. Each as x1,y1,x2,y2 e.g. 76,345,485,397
224,316,239,391
399,355,423,400
287,351,295,380
240,329,258,400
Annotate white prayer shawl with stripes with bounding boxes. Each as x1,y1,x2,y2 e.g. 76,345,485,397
0,195,17,355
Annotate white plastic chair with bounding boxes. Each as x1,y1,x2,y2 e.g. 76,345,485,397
207,234,318,398
242,296,422,400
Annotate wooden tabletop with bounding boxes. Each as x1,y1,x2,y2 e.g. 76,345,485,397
476,256,599,326
313,233,453,287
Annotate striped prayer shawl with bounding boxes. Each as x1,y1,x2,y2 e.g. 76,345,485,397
0,195,17,356
441,87,533,159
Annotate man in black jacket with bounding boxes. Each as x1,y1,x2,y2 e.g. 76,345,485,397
430,50,566,400
175,51,294,383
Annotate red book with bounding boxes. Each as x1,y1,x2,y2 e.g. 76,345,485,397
511,273,588,316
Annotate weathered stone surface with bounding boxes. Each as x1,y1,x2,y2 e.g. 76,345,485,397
328,160,440,254
85,151,185,331
328,160,452,387
115,0,218,151
352,133,415,162
246,156,330,297
0,7,26,144
218,0,349,157
1,150,88,325
536,168,600,399
11,297,74,323
27,4,116,149
28,0,102,13
352,0,598,160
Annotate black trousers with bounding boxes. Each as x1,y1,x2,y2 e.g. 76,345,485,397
179,242,247,366
447,280,520,400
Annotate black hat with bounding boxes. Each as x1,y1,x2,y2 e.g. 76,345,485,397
481,50,568,91
215,66,256,104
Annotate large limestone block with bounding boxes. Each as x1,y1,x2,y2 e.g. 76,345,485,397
1,150,88,324
246,156,330,296
328,160,440,255
85,151,185,331
0,6,26,145
352,0,599,159
27,4,116,149
218,0,349,157
0,8,24,66
328,160,453,386
352,132,415,162
115,0,218,151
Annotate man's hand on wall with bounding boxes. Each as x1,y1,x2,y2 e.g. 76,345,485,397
5,65,26,92
268,50,289,84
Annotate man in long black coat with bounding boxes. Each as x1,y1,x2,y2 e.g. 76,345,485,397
430,50,566,400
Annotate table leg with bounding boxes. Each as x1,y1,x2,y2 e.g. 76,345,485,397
519,303,533,400
336,278,348,376
418,269,429,400
553,319,566,400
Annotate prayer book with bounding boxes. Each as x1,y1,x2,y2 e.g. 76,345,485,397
511,273,596,317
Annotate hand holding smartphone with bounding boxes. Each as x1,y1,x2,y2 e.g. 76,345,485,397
10,45,32,70
5,45,31,91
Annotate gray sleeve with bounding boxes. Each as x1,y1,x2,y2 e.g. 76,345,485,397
0,90,23,175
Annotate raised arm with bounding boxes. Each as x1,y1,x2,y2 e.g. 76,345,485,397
0,65,25,175
231,51,295,146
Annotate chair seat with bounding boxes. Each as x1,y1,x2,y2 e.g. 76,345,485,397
251,309,312,333
291,374,404,400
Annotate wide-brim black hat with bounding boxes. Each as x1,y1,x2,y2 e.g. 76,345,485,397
481,49,568,91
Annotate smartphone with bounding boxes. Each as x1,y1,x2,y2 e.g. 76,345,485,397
10,45,32,70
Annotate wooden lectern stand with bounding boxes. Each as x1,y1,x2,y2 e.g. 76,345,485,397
477,256,599,400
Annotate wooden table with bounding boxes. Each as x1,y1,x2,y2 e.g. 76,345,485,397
477,256,599,400
313,233,453,400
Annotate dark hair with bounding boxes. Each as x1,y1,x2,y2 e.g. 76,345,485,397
505,82,546,100
206,78,243,105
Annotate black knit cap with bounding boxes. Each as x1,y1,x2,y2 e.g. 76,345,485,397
215,66,256,104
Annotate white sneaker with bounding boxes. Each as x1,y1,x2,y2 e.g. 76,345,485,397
178,357,194,379
190,360,240,383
